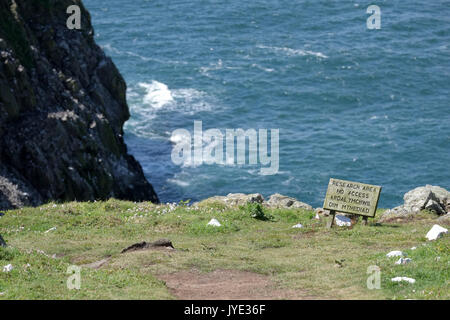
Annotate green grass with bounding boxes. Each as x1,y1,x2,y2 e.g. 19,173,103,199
0,199,448,299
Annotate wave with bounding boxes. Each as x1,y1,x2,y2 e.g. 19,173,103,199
251,63,275,72
139,81,174,110
134,81,213,115
125,81,216,138
257,45,328,59
167,178,190,187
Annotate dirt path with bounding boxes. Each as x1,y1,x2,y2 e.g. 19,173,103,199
159,269,315,300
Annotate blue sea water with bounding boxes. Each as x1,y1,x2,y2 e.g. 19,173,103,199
83,0,450,208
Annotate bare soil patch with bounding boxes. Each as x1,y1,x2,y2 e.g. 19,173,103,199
159,269,315,300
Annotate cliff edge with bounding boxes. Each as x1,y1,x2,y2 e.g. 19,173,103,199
0,0,159,209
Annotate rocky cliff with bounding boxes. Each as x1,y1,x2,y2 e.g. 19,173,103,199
0,0,159,209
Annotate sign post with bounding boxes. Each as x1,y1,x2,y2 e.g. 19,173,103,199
323,178,382,228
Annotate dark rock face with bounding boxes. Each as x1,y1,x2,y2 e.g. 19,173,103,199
0,0,159,209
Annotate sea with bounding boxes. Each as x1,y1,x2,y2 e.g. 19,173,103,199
83,0,450,208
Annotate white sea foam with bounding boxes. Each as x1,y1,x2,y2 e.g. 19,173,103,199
125,81,216,139
170,131,191,144
101,43,123,55
139,81,174,109
167,178,190,187
257,45,328,59
251,63,275,73
135,81,213,114
126,51,151,61
200,59,223,77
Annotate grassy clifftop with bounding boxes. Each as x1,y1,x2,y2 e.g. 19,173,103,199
0,200,448,299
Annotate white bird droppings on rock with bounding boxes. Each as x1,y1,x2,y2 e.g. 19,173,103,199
207,218,221,227
425,224,448,241
335,214,352,227
391,277,415,284
395,258,412,265
2,264,13,272
292,223,303,228
387,250,404,257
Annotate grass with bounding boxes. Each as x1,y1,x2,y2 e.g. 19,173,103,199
0,199,448,300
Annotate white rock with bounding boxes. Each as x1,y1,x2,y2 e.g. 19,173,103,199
391,277,415,284
44,226,57,233
395,258,412,265
425,224,448,241
292,223,303,229
387,250,404,257
2,264,13,272
335,214,352,227
410,247,417,250
207,218,221,227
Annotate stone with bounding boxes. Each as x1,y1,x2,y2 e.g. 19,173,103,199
207,218,222,227
437,213,450,225
386,250,404,257
292,223,303,228
391,277,415,284
2,264,13,273
335,214,352,227
266,194,312,210
395,258,411,265
197,193,264,208
315,208,330,216
381,185,449,221
403,186,447,212
425,224,448,241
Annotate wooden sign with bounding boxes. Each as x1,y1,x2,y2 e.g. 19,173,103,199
323,178,382,218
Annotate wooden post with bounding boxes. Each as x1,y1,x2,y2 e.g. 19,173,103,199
327,210,336,229
362,216,368,226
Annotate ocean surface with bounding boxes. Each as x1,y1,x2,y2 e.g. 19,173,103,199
83,0,450,208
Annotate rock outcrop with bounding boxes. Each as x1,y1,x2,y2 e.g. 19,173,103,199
380,185,449,221
197,193,264,207
265,193,312,210
196,192,313,210
0,0,158,209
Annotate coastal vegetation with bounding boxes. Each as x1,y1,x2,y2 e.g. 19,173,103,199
0,199,448,299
